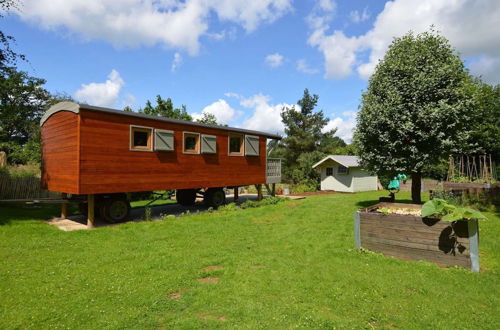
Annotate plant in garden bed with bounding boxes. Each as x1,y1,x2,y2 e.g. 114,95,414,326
421,198,487,222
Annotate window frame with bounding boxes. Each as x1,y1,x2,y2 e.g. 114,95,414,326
228,133,244,156
201,134,217,154
182,131,201,154
130,125,154,152
337,165,349,175
154,129,174,152
326,167,333,176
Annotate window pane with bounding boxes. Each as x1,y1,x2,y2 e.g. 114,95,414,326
185,136,196,150
134,131,149,147
229,136,241,153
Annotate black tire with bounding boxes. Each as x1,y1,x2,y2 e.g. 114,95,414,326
176,189,197,206
204,188,226,208
101,198,131,223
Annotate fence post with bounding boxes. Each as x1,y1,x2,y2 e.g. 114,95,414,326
468,219,480,273
354,211,361,249
0,151,6,168
87,194,95,229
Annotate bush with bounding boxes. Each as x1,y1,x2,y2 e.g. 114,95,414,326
290,183,316,194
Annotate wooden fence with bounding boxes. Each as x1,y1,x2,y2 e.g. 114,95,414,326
0,175,58,200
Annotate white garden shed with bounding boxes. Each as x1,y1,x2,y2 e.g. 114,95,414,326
312,155,378,192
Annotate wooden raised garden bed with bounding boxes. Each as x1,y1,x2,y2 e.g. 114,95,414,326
354,202,479,272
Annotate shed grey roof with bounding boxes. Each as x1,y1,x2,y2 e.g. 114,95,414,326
312,155,361,168
40,101,282,139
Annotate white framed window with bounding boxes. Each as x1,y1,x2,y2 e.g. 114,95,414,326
130,125,153,152
338,165,349,175
183,132,200,154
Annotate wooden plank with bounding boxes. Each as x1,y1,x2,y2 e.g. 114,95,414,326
362,241,471,268
360,216,450,231
87,194,95,229
360,228,470,249
360,224,470,245
362,236,470,256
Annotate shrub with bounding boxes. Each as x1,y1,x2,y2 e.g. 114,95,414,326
291,183,316,194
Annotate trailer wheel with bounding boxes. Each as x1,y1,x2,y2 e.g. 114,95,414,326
176,189,197,206
204,188,226,208
101,198,131,223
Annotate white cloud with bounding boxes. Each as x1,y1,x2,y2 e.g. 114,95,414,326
318,0,336,12
240,94,290,134
308,0,500,81
16,0,292,55
171,52,183,72
265,53,284,67
75,69,124,107
322,110,357,143
349,7,370,23
193,99,239,124
296,59,319,74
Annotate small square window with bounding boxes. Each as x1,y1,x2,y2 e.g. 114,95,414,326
130,126,152,151
326,167,333,176
338,165,349,175
183,132,200,154
228,133,243,156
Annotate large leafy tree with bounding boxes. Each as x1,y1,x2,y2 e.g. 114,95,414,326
0,68,52,164
139,95,192,121
278,89,336,185
354,29,474,203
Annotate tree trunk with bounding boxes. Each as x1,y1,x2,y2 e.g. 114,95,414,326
411,172,422,204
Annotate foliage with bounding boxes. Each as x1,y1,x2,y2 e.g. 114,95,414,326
274,89,341,186
0,67,52,164
290,182,317,194
196,112,224,126
0,191,499,328
139,95,192,121
464,80,500,158
143,206,152,221
354,28,474,203
422,198,486,222
0,0,25,71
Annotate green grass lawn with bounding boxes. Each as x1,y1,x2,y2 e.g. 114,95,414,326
0,191,498,329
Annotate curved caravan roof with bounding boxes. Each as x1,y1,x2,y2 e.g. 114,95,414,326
41,101,282,139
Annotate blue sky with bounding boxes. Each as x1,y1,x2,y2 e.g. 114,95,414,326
3,0,499,141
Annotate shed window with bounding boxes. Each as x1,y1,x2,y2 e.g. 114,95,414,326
183,132,200,154
154,129,174,151
244,135,259,156
201,135,217,154
130,126,152,151
228,133,244,156
338,165,349,175
326,167,333,176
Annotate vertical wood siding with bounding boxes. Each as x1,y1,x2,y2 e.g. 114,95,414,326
41,111,79,194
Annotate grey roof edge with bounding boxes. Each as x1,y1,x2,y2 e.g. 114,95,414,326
40,101,80,126
312,155,360,169
40,102,282,139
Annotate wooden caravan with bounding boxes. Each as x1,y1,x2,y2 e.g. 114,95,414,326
41,102,281,225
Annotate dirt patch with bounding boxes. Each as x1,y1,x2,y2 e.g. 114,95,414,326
197,277,219,283
202,265,222,272
167,291,183,300
198,313,227,322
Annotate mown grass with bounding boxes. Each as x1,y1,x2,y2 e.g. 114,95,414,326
0,191,498,329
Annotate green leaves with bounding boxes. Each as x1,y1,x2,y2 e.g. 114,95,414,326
421,198,487,222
